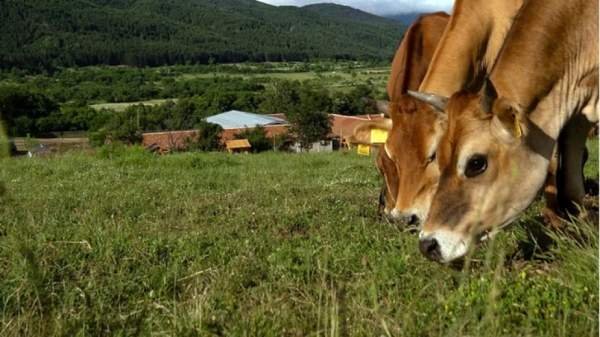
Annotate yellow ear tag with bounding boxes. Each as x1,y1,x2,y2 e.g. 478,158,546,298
514,117,523,138
357,144,371,156
370,129,389,144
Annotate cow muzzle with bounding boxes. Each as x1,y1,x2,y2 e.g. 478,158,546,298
389,208,421,226
418,229,470,263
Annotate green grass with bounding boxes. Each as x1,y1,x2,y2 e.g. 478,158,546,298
0,142,597,336
178,68,390,94
90,99,179,112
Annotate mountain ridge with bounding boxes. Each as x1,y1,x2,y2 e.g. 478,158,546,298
0,0,406,70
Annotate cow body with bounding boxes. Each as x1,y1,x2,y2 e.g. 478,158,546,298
419,0,598,263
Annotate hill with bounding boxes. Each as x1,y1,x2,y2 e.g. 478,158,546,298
386,12,426,25
0,0,406,70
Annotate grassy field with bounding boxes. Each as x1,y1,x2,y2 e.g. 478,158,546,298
0,140,597,336
90,99,179,112
84,65,390,111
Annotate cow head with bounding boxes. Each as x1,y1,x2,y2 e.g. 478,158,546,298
352,95,448,226
417,80,554,263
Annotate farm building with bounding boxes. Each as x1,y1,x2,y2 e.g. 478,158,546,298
141,110,386,153
205,110,287,129
287,113,385,153
211,111,289,143
142,111,289,153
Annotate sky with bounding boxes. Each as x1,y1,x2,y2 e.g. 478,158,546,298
256,0,454,16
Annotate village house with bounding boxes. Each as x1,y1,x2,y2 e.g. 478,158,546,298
141,110,385,154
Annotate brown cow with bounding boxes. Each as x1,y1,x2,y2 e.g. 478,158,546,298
355,0,525,226
351,12,449,223
413,0,587,229
417,0,598,263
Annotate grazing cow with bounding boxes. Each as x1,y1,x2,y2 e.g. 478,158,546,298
417,0,598,263
356,0,525,226
415,0,572,227
350,12,449,222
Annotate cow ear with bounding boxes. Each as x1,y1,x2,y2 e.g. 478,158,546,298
490,98,526,143
349,119,392,145
481,78,498,114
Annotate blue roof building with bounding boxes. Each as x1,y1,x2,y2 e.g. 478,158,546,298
205,110,287,129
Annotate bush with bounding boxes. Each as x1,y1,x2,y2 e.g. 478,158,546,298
235,125,272,153
188,121,223,152
88,129,109,147
0,85,59,136
272,132,294,152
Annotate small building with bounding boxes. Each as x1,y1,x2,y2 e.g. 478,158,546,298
226,139,251,153
290,139,334,153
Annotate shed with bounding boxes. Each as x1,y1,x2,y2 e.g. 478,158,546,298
226,139,251,153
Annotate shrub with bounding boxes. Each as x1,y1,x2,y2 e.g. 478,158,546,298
235,125,272,153
188,121,223,152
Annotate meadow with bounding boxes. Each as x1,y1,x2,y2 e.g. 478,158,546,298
0,140,597,337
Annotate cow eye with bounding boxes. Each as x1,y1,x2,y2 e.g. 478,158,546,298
465,154,487,178
426,152,436,164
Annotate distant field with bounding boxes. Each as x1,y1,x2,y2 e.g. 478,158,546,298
90,99,178,112
0,140,597,336
179,67,390,93
78,65,390,110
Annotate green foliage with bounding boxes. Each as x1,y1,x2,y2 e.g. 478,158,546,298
332,84,379,115
188,121,223,152
235,125,273,153
266,81,333,149
0,85,59,136
0,0,405,71
101,105,145,144
0,148,597,336
259,80,302,115
0,63,385,142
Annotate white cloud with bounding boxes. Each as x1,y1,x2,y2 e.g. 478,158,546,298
257,0,454,15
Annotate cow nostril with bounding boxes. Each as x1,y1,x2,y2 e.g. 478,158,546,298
399,213,420,226
419,237,441,261
406,214,420,225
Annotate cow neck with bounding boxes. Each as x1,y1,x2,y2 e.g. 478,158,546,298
419,0,523,97
489,0,598,141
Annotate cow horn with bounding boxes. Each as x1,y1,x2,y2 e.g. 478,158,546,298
407,90,448,112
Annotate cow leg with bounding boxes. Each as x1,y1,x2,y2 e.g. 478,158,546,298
556,114,594,218
542,146,564,228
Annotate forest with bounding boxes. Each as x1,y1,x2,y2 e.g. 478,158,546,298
0,0,405,71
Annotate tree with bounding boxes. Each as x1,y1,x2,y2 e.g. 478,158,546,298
0,86,59,136
259,80,301,114
235,125,272,153
331,84,377,116
287,110,331,150
190,121,222,151
285,83,332,150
